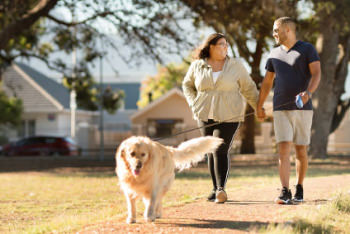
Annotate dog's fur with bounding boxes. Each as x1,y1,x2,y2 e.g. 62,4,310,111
115,136,223,223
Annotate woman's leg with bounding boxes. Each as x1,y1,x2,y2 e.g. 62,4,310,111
212,122,239,189
198,120,216,190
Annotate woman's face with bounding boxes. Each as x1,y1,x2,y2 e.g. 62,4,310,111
209,38,228,60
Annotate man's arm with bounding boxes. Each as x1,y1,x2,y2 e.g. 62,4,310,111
300,61,321,103
257,71,275,120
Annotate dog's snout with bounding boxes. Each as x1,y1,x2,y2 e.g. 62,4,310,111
136,161,142,169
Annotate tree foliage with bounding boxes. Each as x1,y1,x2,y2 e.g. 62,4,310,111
0,83,22,126
138,59,190,108
0,0,189,112
177,0,298,153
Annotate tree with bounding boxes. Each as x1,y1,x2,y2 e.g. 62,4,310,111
138,59,190,108
0,83,22,126
308,0,350,158
0,0,190,111
177,0,298,153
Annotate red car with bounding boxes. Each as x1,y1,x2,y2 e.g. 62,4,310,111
2,136,79,156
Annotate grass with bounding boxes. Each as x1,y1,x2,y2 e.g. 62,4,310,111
0,157,350,233
0,167,217,234
261,192,350,234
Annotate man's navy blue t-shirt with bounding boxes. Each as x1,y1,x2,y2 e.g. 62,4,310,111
265,40,320,111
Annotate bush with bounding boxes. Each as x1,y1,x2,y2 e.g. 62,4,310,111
0,135,8,145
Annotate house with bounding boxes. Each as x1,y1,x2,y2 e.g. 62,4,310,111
97,82,140,147
131,88,201,145
1,63,98,148
1,63,141,154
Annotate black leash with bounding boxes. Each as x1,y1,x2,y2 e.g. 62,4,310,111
152,100,297,142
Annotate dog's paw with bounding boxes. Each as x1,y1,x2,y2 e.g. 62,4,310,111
144,216,155,222
126,217,136,224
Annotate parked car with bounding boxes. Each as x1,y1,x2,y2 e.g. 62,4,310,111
2,136,79,156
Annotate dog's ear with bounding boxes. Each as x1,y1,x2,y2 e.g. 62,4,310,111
115,143,125,159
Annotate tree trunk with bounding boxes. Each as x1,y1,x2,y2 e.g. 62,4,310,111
309,19,339,159
330,35,350,133
240,105,255,154
0,0,58,50
239,38,264,154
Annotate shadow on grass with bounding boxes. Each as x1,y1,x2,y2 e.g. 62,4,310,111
2,156,350,180
293,219,334,234
160,218,272,231
175,165,350,180
38,163,350,179
265,219,334,234
226,200,275,205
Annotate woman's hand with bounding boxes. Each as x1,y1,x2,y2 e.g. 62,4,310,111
257,107,266,122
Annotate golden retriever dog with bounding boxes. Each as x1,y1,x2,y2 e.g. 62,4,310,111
116,136,223,223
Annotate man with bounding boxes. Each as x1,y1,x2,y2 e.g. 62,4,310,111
257,17,321,204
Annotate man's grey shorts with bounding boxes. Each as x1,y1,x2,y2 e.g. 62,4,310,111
273,110,313,145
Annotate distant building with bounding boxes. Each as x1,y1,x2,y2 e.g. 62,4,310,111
131,88,200,145
1,63,141,153
1,63,97,143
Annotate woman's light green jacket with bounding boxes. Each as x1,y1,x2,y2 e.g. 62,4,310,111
182,57,259,122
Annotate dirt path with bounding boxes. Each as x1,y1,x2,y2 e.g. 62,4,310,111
78,174,350,233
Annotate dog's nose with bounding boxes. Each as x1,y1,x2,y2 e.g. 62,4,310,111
136,162,142,169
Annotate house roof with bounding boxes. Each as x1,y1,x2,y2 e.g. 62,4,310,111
131,88,184,121
15,63,71,109
15,63,140,111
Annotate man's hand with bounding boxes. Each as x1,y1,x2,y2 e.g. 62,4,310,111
297,91,310,105
257,106,266,122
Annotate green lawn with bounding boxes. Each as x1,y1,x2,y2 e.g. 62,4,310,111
1,157,350,233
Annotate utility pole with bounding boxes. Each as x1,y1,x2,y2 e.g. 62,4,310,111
70,12,77,139
99,39,104,161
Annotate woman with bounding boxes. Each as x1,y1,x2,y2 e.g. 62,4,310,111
182,33,259,203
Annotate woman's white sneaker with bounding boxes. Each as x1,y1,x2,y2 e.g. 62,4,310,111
215,188,227,203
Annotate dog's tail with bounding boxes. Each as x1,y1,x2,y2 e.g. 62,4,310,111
173,136,223,170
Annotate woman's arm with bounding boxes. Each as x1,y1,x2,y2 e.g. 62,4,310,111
236,60,259,111
182,62,197,107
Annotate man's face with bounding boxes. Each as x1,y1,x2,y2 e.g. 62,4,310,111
273,21,287,46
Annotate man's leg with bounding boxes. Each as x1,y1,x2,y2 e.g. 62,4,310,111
294,145,308,185
278,142,292,188
274,111,293,204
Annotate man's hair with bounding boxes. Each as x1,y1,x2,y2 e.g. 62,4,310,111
275,17,297,32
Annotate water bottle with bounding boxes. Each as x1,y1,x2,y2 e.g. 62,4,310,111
295,94,303,109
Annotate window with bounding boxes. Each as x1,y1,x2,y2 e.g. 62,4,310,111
17,120,36,138
17,121,25,138
28,120,36,136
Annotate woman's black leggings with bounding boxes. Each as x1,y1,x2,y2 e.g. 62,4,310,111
198,119,239,189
